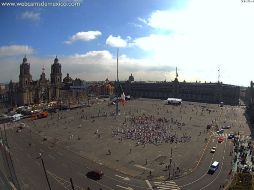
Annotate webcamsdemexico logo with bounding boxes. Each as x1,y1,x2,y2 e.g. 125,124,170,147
0,1,81,7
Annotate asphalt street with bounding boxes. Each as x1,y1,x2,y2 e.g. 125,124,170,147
8,127,151,190
7,126,235,190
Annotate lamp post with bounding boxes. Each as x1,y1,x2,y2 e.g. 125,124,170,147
169,147,172,179
38,154,52,190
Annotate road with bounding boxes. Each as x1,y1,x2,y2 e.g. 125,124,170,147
7,127,151,190
174,133,233,190
6,126,235,190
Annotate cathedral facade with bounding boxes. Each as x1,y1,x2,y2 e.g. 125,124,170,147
8,56,63,106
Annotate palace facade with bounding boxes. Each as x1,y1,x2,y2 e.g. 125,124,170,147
122,75,240,105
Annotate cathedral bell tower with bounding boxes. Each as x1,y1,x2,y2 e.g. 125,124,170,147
50,56,62,100
19,56,32,88
18,56,33,105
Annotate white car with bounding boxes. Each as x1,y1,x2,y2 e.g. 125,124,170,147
216,129,224,134
222,126,231,129
210,147,216,153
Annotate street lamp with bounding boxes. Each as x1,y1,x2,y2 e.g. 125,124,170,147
169,147,173,179
37,153,52,190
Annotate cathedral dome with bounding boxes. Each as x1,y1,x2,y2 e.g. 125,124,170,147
63,73,73,84
54,56,59,64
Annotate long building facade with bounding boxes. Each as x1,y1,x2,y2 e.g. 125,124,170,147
122,75,240,105
7,57,240,106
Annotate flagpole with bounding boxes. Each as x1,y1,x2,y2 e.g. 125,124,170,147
116,48,119,115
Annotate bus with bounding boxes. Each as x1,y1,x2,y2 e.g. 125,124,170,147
31,111,49,120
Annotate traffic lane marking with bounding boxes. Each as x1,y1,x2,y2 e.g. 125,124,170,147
116,184,134,190
182,134,229,189
145,179,153,190
178,136,225,188
199,136,228,190
115,174,130,181
134,164,154,171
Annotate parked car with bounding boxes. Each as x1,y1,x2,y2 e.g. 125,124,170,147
228,133,235,139
86,170,103,180
218,136,224,143
210,147,216,153
222,126,231,129
216,129,224,134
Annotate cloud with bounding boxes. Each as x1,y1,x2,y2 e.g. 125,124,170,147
0,50,176,83
65,31,102,44
132,0,254,86
106,35,128,48
128,17,148,28
147,10,188,32
137,17,148,25
0,45,34,57
72,50,113,60
21,11,41,21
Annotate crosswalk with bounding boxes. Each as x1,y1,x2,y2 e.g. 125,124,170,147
153,180,180,190
211,131,250,141
212,132,229,138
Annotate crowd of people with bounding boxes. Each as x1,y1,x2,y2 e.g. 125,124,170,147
112,114,191,145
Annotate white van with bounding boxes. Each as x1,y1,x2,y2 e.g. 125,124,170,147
12,114,23,122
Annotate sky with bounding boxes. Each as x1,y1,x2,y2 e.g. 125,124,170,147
0,0,254,86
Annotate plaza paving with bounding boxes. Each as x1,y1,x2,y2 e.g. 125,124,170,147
18,98,251,180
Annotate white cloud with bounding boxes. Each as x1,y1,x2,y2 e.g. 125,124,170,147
21,11,41,21
71,50,113,62
106,35,128,48
0,50,176,82
65,31,102,44
138,17,148,25
133,0,254,86
0,45,34,57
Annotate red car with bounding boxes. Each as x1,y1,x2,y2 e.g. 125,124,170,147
218,136,224,143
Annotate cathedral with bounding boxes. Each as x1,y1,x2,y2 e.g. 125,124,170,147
8,56,66,106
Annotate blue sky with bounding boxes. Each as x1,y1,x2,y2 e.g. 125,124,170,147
0,0,254,86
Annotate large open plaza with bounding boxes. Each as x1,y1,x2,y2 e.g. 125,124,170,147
5,98,250,187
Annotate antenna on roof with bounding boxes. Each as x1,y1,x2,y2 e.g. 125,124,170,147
218,67,220,82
